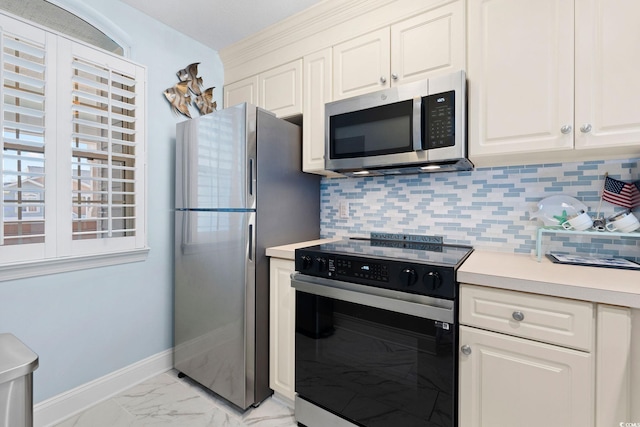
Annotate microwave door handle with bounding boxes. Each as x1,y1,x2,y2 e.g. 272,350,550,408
413,96,423,151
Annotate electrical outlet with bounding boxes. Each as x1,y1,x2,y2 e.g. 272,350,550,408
339,201,349,219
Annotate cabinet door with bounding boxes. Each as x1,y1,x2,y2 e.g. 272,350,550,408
303,49,336,175
467,0,574,160
259,59,303,118
390,1,465,86
224,75,258,108
595,305,633,426
574,0,640,153
269,258,296,401
332,28,390,100
459,326,594,427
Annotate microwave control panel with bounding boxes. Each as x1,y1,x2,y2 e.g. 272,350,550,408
423,90,455,149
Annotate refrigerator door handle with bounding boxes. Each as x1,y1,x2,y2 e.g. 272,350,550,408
248,224,253,261
247,212,256,263
249,158,255,197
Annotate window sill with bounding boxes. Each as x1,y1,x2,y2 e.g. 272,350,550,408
0,247,150,282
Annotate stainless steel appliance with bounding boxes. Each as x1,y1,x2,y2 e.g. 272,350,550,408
325,70,471,176
291,234,473,426
174,103,320,410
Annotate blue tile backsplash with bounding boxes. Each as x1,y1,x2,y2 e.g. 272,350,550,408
320,158,640,262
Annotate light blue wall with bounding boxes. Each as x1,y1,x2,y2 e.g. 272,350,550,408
321,158,640,262
0,0,223,403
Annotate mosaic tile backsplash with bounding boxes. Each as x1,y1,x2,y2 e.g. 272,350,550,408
320,158,640,262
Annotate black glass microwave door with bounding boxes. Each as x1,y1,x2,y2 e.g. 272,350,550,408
296,292,455,427
330,99,413,159
422,90,455,150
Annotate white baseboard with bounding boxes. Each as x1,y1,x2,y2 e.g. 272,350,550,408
33,349,173,427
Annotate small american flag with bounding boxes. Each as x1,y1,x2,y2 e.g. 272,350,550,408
602,176,640,209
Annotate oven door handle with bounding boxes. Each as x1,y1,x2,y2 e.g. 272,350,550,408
290,273,454,324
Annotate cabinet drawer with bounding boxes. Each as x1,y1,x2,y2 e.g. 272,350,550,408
459,284,594,352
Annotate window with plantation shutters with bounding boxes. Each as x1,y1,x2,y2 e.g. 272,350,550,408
0,13,147,279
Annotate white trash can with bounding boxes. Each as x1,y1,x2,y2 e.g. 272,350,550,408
0,333,39,427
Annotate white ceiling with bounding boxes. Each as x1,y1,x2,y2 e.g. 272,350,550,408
119,0,323,51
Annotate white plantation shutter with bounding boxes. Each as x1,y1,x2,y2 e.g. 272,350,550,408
0,12,147,275
70,58,138,241
0,18,49,262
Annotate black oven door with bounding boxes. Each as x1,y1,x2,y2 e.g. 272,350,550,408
292,274,456,427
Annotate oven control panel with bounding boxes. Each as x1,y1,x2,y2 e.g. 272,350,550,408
295,250,456,299
334,258,389,282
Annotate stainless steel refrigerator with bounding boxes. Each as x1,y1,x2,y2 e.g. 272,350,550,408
174,103,320,409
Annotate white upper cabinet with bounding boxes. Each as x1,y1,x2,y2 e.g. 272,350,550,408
574,0,640,151
259,59,303,118
303,48,339,175
390,1,465,85
467,0,575,161
224,60,302,118
332,28,391,100
468,0,640,166
332,2,465,101
224,76,258,108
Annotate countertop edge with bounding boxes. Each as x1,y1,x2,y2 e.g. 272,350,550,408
266,238,342,261
458,270,640,308
459,250,640,308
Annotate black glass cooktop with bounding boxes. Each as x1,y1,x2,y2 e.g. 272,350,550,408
308,238,473,267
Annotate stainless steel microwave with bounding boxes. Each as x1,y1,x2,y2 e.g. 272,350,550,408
324,70,472,176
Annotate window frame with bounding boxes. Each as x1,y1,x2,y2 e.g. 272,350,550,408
0,12,148,281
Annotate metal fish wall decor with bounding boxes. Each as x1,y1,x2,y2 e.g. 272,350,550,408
195,87,217,115
177,62,203,96
163,81,192,118
164,62,217,118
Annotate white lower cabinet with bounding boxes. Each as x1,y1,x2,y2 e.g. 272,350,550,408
459,284,595,426
459,325,594,427
268,258,296,402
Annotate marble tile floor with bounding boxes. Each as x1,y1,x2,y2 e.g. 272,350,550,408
54,370,298,427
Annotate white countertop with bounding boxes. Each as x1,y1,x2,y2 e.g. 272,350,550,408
266,238,342,260
459,250,640,308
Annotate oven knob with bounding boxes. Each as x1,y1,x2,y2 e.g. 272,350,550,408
316,257,327,271
423,271,442,289
300,255,313,270
400,268,418,286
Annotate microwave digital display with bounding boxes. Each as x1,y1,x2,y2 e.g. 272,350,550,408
423,90,455,149
329,100,413,159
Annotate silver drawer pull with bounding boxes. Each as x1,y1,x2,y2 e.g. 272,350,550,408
512,311,525,322
461,345,472,355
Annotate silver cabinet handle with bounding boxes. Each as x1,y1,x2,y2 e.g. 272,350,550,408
512,311,525,322
391,73,398,80
380,76,387,84
580,124,592,133
461,345,472,355
560,125,572,134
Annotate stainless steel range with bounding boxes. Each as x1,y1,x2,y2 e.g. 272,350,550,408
291,234,473,427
